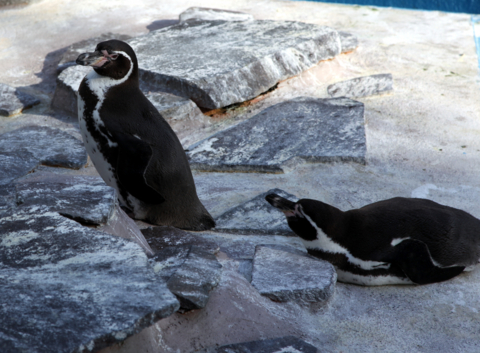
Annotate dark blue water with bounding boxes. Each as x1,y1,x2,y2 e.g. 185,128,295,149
297,0,480,14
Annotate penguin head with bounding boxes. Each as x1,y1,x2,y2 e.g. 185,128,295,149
76,40,138,82
265,193,318,241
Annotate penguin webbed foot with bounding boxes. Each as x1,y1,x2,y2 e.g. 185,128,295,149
389,239,465,284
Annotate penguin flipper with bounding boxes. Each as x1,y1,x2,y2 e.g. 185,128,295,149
388,239,465,285
114,132,165,205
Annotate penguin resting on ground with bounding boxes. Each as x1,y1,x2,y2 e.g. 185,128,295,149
76,40,215,231
266,193,480,285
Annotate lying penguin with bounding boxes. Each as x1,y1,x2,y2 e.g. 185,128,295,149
266,193,480,285
76,40,215,231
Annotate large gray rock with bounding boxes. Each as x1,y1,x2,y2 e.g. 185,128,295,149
215,188,298,235
0,83,40,116
151,245,222,311
339,31,359,53
0,125,87,169
251,245,336,303
179,7,254,23
51,65,90,117
130,20,342,109
327,73,394,98
0,205,179,353
187,97,366,173
206,336,318,353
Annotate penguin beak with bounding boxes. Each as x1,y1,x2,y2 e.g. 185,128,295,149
265,193,299,217
76,50,109,68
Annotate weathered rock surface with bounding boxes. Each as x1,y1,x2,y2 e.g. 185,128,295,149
15,173,116,225
0,125,87,169
51,65,90,116
0,83,40,116
141,226,219,254
339,31,359,53
215,188,298,235
206,336,318,353
179,7,254,23
151,245,222,311
251,245,336,303
130,20,342,109
327,73,394,98
188,97,366,173
57,32,132,72
0,205,179,353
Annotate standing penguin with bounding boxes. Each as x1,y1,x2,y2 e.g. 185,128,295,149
76,40,215,231
266,193,480,285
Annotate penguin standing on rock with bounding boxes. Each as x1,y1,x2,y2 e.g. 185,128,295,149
266,193,480,285
76,40,215,231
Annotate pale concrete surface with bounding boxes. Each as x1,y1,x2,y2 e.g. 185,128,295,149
1,0,480,352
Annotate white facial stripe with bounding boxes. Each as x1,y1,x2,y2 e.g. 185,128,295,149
336,269,413,286
391,237,410,246
85,50,134,148
301,211,390,271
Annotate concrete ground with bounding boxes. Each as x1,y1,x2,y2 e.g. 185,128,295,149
1,0,480,352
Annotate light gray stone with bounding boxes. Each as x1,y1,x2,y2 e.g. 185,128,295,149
215,188,298,235
251,245,336,303
339,31,359,53
15,173,116,225
165,246,223,311
187,97,366,173
57,33,132,72
150,245,191,282
179,7,254,23
206,336,318,353
51,65,90,117
327,73,394,98
0,125,87,169
0,205,179,353
0,151,38,187
237,259,253,282
130,20,341,109
0,83,40,116
141,226,219,254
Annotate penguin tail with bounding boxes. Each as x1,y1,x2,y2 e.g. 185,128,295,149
265,193,296,212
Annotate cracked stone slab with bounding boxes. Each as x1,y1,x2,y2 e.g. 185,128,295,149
327,73,393,98
0,206,179,353
0,83,40,116
15,173,116,225
251,245,336,303
151,245,222,311
0,125,87,169
57,32,132,72
214,188,299,235
339,31,359,53
206,336,318,353
179,7,254,23
129,20,342,109
141,226,219,254
0,151,38,188
187,97,366,173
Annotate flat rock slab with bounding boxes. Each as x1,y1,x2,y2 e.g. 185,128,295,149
0,151,38,187
327,73,393,98
129,20,341,109
187,97,366,173
179,7,254,22
251,245,336,303
151,245,222,311
0,206,179,353
208,336,318,353
141,226,219,254
214,188,299,235
0,83,40,116
0,125,87,169
339,31,359,53
15,173,116,225
57,32,132,72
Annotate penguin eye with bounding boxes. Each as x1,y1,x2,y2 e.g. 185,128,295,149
109,54,119,60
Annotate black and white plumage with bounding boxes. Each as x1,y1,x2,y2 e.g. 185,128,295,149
266,193,480,285
76,40,215,231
